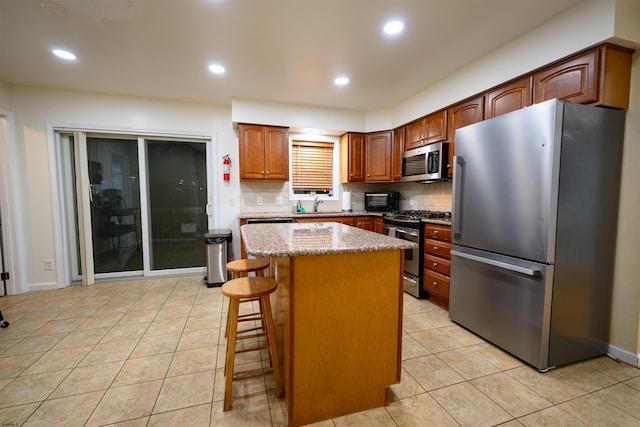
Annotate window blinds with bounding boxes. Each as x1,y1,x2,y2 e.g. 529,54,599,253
291,141,333,192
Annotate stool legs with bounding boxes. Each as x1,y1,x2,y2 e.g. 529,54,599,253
224,297,240,411
223,293,282,411
261,293,283,398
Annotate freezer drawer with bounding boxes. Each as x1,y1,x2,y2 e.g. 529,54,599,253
449,246,554,370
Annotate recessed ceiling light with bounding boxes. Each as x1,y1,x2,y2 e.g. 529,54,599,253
334,76,349,86
383,20,404,35
208,64,226,74
52,49,76,60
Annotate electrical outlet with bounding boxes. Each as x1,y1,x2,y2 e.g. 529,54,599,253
275,196,283,206
44,259,54,271
257,196,263,206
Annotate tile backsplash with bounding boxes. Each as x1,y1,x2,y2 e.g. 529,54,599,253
239,181,452,214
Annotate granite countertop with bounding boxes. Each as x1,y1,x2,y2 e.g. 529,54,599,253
238,210,379,220
238,211,451,226
241,222,417,257
421,218,452,226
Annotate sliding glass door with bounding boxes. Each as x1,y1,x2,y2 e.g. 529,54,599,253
87,136,143,274
147,139,208,270
58,131,212,283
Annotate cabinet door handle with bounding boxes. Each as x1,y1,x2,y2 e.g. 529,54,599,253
433,246,439,251
433,262,438,267
432,281,438,286
434,230,439,234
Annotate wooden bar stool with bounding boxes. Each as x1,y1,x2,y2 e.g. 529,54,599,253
226,258,270,279
224,258,270,338
221,276,283,411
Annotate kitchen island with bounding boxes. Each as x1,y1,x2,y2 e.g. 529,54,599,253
241,222,416,426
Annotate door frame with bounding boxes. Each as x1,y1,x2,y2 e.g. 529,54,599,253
0,110,23,295
48,122,219,287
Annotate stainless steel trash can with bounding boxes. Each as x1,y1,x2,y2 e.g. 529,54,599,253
205,229,232,288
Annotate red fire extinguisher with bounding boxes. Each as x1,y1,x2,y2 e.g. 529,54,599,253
223,155,231,181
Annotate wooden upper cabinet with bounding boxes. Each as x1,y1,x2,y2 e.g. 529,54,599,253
340,133,365,183
533,49,599,105
404,110,447,151
485,76,533,119
404,118,424,150
263,126,289,180
533,44,632,109
238,124,289,181
447,96,484,177
365,131,392,182
238,124,266,180
425,110,447,144
448,96,484,144
392,126,404,181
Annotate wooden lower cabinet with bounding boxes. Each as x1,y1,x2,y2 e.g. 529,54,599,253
373,217,383,234
423,224,452,309
354,216,373,231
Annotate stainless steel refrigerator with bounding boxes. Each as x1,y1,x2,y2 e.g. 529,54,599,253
449,99,625,371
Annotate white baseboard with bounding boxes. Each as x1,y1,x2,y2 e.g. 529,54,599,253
607,344,640,368
25,282,60,293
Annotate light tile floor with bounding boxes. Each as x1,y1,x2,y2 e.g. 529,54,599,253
0,275,639,426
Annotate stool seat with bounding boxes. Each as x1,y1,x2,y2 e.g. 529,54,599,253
221,276,277,299
221,276,282,411
226,259,270,278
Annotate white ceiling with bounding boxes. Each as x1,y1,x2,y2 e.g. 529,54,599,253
0,0,584,111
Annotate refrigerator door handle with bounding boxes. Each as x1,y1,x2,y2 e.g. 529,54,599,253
451,249,542,277
452,156,464,238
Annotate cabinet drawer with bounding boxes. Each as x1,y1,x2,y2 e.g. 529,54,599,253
424,224,451,242
424,254,451,276
423,270,450,299
424,239,451,260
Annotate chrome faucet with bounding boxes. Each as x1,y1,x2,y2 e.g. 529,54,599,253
313,196,324,212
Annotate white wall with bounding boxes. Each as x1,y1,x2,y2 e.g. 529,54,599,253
9,86,239,288
611,50,640,365
231,98,365,134
0,82,10,110
390,0,618,128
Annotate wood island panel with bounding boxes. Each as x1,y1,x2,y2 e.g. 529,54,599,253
270,250,403,427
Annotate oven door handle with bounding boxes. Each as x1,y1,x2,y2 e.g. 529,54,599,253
395,228,419,238
403,275,418,284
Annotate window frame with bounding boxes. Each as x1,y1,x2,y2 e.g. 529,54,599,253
288,133,339,202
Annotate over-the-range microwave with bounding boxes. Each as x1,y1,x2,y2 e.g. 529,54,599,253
401,142,450,182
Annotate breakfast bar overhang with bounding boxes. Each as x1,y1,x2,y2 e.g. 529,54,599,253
241,222,416,426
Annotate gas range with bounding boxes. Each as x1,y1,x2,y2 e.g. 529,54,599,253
382,210,451,228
